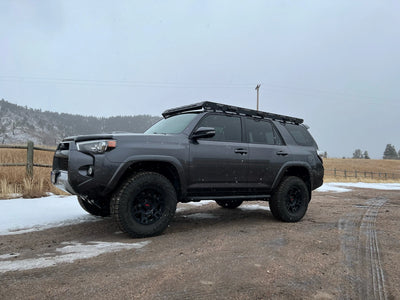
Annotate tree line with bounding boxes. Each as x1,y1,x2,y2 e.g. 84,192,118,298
383,144,400,160
351,144,400,160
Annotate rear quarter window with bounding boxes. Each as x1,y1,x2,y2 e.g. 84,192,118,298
284,123,317,147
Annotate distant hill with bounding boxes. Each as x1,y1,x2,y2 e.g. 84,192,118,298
0,99,161,146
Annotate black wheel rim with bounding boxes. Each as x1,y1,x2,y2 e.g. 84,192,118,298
131,189,165,225
286,186,303,213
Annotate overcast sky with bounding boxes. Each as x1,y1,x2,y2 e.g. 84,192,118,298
1,0,399,159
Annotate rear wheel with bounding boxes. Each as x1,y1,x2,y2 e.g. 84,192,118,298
111,172,177,238
77,196,110,217
269,176,309,222
215,199,243,209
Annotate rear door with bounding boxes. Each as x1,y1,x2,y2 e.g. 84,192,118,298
188,114,248,191
245,118,290,190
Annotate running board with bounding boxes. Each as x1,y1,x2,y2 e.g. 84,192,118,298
186,195,270,202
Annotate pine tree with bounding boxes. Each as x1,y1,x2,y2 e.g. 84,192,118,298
383,144,398,159
353,149,362,159
363,151,370,159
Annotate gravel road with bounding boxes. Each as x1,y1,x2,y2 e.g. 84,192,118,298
1,188,399,299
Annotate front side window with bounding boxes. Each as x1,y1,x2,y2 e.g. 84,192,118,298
196,114,242,142
145,113,198,134
245,118,283,145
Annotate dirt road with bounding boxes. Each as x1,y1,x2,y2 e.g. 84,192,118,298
1,188,399,299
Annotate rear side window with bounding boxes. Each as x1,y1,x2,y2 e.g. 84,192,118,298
196,114,242,142
285,123,317,147
245,118,283,145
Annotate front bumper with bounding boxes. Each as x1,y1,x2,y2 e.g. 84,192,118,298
51,170,76,195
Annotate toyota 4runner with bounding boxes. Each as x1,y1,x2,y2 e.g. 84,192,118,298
51,101,324,238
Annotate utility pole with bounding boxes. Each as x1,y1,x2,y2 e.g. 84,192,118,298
255,84,261,110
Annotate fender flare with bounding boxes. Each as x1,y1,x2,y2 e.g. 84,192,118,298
104,155,187,196
271,161,313,192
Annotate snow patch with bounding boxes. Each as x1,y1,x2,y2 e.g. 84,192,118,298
176,200,215,213
0,253,20,260
315,184,352,193
0,241,150,273
0,195,99,236
316,182,400,193
240,204,270,211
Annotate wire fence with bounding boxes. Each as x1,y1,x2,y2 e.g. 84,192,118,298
0,141,55,178
325,168,400,181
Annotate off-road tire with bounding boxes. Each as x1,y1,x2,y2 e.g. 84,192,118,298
269,176,309,222
215,199,243,209
111,172,177,238
77,196,110,217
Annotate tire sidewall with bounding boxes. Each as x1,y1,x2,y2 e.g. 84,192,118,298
116,173,177,237
271,176,309,222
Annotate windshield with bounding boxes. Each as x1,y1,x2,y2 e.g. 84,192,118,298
144,113,198,134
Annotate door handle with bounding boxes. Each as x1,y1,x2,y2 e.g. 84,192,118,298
276,150,288,156
234,148,248,155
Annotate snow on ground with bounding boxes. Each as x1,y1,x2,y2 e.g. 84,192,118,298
0,241,150,273
240,204,270,211
0,195,99,236
1,182,399,236
316,182,400,193
0,182,399,273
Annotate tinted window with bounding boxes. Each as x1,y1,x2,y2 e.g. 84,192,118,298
285,123,317,147
245,118,283,145
145,113,197,134
196,114,242,142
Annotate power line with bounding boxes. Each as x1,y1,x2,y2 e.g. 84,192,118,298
0,75,254,89
0,75,397,105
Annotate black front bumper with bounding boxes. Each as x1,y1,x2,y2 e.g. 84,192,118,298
51,170,77,195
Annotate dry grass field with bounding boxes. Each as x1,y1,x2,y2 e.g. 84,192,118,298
323,158,400,182
0,147,62,199
1,147,400,199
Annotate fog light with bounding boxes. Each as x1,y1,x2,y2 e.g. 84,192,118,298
87,166,94,176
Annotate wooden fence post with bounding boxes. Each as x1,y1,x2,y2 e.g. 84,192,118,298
26,141,34,178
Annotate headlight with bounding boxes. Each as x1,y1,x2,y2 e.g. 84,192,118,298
76,140,116,154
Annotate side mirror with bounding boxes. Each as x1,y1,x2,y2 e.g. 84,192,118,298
191,127,216,140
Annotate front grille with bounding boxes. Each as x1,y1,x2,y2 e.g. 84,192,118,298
59,157,69,171
53,156,69,171
53,142,70,171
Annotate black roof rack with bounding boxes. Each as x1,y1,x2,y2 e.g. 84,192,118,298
162,101,303,124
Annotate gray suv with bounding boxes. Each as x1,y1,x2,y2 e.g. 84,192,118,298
51,102,324,238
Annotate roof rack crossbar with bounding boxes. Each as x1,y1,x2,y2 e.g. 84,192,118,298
162,101,303,124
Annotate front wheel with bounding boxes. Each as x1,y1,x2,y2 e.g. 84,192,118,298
111,172,177,238
269,176,309,222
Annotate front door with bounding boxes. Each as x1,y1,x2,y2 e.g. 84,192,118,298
188,114,248,194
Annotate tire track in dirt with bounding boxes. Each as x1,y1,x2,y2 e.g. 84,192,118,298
339,197,387,300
